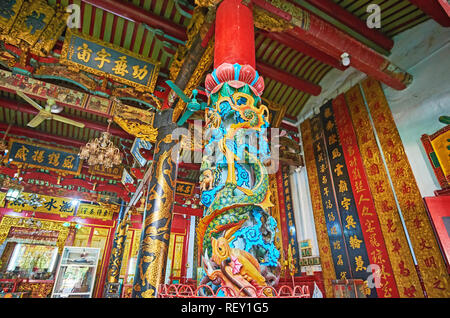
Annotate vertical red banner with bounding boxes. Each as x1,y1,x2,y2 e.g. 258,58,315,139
332,94,399,297
361,78,450,297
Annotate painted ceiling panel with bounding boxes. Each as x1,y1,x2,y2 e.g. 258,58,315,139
259,0,430,118
0,0,433,140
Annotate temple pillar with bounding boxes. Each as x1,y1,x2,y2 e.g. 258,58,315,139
214,0,255,68
104,205,130,297
197,0,280,297
132,109,179,298
63,224,77,246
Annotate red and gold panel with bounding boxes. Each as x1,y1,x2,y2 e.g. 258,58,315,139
361,78,450,297
300,119,336,298
346,84,424,298
268,174,286,267
421,125,450,189
332,94,399,297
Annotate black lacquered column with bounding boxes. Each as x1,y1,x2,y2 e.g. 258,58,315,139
132,109,179,298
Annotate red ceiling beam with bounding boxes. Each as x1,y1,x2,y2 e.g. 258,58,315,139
253,0,412,90
256,61,322,96
409,0,450,27
82,0,187,41
0,98,134,140
302,0,394,51
0,122,86,148
258,30,346,71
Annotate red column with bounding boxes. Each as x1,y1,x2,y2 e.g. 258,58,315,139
214,0,255,68
64,226,77,246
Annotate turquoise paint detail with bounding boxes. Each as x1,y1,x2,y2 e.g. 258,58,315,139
230,208,280,267
12,68,32,76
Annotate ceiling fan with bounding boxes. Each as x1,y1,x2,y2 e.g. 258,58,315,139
16,91,85,128
166,80,207,126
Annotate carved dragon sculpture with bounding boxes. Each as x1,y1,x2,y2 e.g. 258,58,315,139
197,80,280,296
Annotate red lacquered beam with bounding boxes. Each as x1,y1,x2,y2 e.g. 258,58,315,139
253,0,412,90
409,0,450,27
82,0,187,41
258,30,347,71
303,0,394,50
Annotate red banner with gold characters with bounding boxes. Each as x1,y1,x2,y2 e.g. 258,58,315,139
300,119,336,298
345,84,424,298
332,94,399,298
268,174,287,267
361,78,450,298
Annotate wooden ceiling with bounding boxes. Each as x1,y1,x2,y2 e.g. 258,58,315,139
330,0,429,37
48,0,434,119
255,0,431,119
50,0,192,76
0,0,442,144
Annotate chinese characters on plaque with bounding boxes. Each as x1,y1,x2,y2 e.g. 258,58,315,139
6,139,82,175
7,192,115,220
61,30,160,92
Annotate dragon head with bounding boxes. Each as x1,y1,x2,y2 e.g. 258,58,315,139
211,236,231,265
210,225,240,265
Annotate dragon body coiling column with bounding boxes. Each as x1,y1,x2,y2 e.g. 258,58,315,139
197,0,281,297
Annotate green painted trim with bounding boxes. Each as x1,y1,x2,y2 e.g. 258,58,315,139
93,8,104,38
123,21,136,50
118,97,159,111
132,24,145,53
103,13,115,43
82,3,93,35
11,68,32,76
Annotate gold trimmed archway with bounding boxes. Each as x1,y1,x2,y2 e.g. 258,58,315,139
0,216,69,253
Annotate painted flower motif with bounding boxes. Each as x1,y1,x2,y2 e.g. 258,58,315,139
231,256,242,274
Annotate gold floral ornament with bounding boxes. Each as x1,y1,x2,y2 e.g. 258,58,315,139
253,6,294,32
0,0,69,57
112,98,158,143
0,216,69,254
263,0,311,30
169,7,207,81
194,0,221,7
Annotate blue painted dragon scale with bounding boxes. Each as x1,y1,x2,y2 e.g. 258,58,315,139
197,148,273,259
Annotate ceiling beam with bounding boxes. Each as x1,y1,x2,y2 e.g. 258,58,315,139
301,0,394,51
0,98,134,140
256,61,322,96
286,0,390,56
409,0,450,27
258,30,346,71
254,0,412,90
81,0,188,42
0,122,86,148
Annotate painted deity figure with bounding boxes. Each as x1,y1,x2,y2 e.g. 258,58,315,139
197,63,281,297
